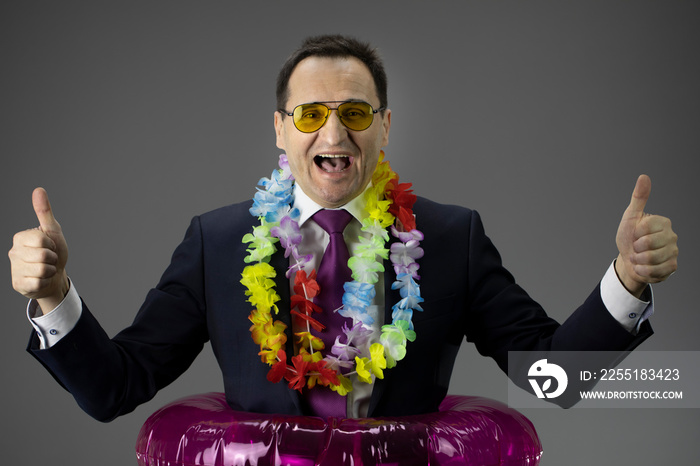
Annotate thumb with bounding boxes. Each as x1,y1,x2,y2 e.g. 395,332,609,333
625,174,651,218
32,187,60,233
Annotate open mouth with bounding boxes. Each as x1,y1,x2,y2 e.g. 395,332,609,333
314,154,354,173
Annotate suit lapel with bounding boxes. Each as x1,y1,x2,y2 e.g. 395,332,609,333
367,255,398,416
270,248,303,413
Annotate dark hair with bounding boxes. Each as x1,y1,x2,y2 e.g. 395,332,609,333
276,34,388,112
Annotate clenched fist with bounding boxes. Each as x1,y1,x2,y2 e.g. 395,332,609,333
9,188,69,314
616,175,678,298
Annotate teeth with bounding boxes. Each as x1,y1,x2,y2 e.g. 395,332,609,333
317,154,348,158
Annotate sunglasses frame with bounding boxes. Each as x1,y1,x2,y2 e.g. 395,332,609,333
278,100,386,133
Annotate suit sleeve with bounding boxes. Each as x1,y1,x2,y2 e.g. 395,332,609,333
464,209,652,369
27,216,209,422
459,209,653,407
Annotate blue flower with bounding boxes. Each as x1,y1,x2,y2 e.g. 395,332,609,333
394,295,424,312
343,281,376,302
391,273,421,299
338,305,375,326
258,168,295,198
250,189,286,219
341,282,376,322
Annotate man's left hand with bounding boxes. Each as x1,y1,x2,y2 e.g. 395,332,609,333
615,174,678,298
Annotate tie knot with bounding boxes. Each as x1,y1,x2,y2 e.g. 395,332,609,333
312,209,353,235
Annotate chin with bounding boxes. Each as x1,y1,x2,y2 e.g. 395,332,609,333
316,189,357,208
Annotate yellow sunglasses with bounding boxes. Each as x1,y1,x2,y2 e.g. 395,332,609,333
279,100,385,133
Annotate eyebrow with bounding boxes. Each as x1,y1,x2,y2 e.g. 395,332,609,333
299,99,369,106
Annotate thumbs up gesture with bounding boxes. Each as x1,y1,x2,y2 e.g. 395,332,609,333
9,188,70,314
615,175,678,298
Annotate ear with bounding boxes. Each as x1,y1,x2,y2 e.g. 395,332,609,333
380,108,391,147
274,111,286,150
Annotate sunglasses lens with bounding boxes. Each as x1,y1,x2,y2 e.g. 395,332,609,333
292,104,329,133
338,102,375,131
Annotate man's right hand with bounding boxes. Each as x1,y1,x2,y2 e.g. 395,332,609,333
9,188,70,314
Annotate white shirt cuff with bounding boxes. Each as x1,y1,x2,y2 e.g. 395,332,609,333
26,280,82,349
600,261,653,334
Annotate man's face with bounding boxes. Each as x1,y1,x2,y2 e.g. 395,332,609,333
275,56,391,208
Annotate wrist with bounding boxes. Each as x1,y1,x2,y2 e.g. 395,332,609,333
614,254,646,299
36,273,70,315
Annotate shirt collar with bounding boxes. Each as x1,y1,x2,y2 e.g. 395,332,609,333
293,183,369,227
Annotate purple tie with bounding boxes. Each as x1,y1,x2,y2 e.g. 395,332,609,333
305,209,353,418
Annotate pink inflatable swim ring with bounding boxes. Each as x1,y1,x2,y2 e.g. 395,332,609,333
135,392,541,465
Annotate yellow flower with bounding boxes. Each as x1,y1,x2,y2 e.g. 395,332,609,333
355,344,387,384
249,308,271,327
249,310,287,356
258,348,279,365
241,263,277,289
296,347,323,363
368,343,387,379
265,324,287,350
241,263,280,313
364,190,394,228
249,310,271,346
371,152,398,193
330,374,354,396
295,331,325,351
247,286,280,314
355,356,373,384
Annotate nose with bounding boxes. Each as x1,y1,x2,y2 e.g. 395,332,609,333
317,109,348,146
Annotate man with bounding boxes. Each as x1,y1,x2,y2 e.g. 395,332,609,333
9,35,678,421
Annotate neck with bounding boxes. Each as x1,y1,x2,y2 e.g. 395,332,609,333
293,182,370,228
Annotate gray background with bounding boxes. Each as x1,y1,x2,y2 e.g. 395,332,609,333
2,1,698,464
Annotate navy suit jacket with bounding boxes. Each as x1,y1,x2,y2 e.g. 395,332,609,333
28,197,652,421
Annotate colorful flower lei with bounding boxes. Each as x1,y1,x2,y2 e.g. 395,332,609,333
241,152,424,395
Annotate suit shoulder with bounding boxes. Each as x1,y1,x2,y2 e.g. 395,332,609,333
414,196,473,214
198,200,253,220
193,200,256,237
414,196,480,228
